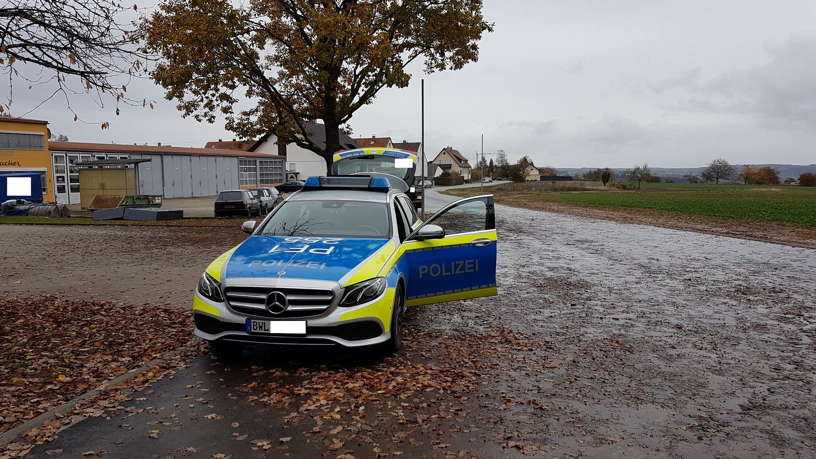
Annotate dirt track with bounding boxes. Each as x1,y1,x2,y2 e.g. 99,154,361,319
2,205,816,457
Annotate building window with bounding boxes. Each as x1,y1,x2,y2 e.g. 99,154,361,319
258,159,285,185
0,132,45,150
288,162,296,171
239,158,257,187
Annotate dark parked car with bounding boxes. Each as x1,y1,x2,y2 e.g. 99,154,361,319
246,188,282,214
214,190,261,217
275,180,306,193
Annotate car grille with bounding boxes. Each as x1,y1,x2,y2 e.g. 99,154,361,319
224,287,334,318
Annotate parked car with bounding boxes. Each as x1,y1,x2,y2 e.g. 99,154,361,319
420,179,433,188
481,177,493,183
214,190,261,217
266,187,283,208
276,180,306,193
246,188,281,214
194,175,498,354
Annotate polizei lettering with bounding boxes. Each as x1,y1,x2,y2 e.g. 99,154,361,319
267,237,341,255
418,259,479,279
248,260,326,269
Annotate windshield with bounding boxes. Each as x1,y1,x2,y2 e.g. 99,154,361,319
260,200,390,238
333,156,414,180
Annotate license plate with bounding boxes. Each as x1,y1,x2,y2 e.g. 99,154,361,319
246,319,306,335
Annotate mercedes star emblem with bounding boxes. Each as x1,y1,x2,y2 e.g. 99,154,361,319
266,291,288,315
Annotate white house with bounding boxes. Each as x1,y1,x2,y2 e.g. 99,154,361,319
234,122,360,181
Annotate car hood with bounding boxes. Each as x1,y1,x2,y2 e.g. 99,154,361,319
224,235,392,283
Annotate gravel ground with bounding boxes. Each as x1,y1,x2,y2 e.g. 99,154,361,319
2,204,815,457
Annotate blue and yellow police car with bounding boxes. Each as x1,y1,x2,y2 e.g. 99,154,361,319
193,175,497,353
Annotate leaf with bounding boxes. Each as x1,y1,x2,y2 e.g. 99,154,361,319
69,54,76,65
279,437,291,443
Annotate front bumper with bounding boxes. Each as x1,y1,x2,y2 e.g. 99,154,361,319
193,278,395,348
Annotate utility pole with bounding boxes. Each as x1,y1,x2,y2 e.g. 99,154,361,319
421,79,425,219
480,134,484,192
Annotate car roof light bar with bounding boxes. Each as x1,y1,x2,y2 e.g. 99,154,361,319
302,176,391,191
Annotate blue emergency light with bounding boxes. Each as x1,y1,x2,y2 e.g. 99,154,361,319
302,176,391,190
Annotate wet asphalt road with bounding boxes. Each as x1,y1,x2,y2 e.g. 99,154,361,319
17,186,816,458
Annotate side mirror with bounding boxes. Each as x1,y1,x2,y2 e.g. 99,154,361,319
414,224,445,241
242,220,257,234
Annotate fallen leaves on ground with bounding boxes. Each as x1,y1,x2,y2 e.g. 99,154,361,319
0,296,197,434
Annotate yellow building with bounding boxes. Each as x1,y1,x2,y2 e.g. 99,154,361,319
0,117,53,202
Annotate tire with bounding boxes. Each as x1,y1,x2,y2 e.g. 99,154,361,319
382,283,405,355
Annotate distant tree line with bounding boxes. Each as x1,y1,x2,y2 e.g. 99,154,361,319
482,155,815,187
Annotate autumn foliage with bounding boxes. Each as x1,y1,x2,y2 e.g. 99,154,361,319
799,173,816,187
0,296,194,434
142,0,493,166
739,166,780,185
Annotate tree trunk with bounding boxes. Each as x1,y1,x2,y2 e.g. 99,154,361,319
322,120,342,172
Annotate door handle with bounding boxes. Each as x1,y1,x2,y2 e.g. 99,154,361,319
470,238,492,247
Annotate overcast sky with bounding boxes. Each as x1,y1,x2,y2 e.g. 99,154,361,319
10,0,816,168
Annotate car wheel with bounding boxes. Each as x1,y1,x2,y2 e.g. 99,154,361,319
382,283,405,355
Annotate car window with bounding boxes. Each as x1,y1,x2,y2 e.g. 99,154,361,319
259,200,390,238
426,198,490,235
218,191,243,201
392,200,411,242
395,195,418,226
333,157,412,181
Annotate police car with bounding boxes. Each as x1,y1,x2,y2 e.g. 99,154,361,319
193,175,497,353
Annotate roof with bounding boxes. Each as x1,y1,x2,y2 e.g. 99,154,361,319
0,117,48,125
249,122,360,152
49,141,281,159
356,136,392,148
437,147,471,169
392,141,421,152
203,140,254,151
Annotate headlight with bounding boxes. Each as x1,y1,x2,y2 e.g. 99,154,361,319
340,278,386,307
198,272,224,302
409,186,416,193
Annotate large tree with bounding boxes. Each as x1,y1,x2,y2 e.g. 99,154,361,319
1,0,148,123
703,158,736,184
143,0,492,168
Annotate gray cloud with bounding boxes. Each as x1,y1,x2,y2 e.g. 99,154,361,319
584,113,649,145
657,35,816,128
